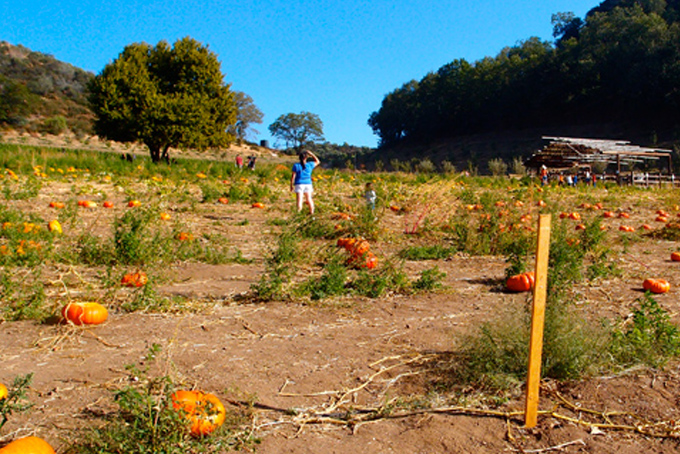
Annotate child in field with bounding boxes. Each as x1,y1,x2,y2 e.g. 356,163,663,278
365,182,377,210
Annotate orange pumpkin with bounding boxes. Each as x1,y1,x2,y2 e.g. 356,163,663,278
0,382,7,400
671,252,680,262
575,224,586,231
389,205,401,212
643,278,670,293
350,239,371,256
102,201,114,208
506,272,535,292
657,209,669,217
176,232,194,241
618,212,630,219
160,212,171,221
0,436,56,454
127,200,141,208
121,271,148,287
171,390,226,436
643,278,670,294
330,212,352,221
603,211,615,218
48,201,65,209
78,200,97,208
251,202,265,209
62,302,108,325
217,197,229,204
619,225,635,232
641,224,653,231
568,212,581,221
655,216,668,223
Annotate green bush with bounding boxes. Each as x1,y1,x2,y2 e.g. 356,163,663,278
610,294,680,368
412,266,446,292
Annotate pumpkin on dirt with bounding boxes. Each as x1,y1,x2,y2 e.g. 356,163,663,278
330,212,352,221
62,302,108,326
217,197,229,204
0,436,56,454
121,271,148,287
0,382,7,400
251,202,265,209
618,212,630,219
567,212,581,221
347,251,378,269
48,201,65,209
643,278,671,294
619,225,635,232
176,232,194,241
506,272,535,292
671,252,680,262
77,200,97,208
603,211,615,218
47,220,62,234
102,201,114,208
171,390,226,436
160,212,171,221
127,200,142,208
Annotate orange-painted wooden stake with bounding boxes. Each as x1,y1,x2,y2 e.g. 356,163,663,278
524,214,552,428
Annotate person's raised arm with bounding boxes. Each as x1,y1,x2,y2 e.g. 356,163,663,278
307,151,320,165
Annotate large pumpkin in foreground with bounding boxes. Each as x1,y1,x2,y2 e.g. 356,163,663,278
0,436,56,454
506,272,535,292
62,302,108,325
171,390,226,436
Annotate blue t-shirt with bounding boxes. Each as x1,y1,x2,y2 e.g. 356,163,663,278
292,161,316,185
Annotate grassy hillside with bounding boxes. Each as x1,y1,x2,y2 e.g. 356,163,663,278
0,41,94,136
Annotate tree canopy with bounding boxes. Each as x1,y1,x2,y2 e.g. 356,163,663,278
231,91,263,142
268,111,325,151
88,37,237,163
368,0,680,149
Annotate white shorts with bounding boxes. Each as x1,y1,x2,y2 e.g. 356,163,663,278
294,184,313,194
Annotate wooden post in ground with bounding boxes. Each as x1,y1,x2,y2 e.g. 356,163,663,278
524,214,552,428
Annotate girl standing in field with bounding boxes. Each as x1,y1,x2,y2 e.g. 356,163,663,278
291,150,320,214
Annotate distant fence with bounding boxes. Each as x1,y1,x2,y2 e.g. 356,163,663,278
600,173,679,187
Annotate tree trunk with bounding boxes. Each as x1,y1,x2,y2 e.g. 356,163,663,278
161,145,170,164
147,143,161,163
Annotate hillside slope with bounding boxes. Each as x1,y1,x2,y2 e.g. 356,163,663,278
0,41,94,135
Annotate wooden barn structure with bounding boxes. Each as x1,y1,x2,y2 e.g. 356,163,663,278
524,137,673,174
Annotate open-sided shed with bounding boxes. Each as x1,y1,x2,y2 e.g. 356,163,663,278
524,137,673,173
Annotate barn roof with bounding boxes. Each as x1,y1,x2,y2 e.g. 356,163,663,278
524,137,672,169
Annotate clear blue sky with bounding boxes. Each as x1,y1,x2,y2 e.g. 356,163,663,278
2,0,598,148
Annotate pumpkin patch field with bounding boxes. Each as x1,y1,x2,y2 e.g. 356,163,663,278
3,143,680,453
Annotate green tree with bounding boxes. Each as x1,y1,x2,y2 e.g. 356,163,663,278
88,37,237,163
0,76,37,126
269,111,324,151
231,91,263,142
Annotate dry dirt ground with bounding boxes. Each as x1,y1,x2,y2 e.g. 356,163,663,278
2,153,680,452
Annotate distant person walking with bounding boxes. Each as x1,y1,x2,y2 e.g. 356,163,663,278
235,154,243,169
291,150,320,215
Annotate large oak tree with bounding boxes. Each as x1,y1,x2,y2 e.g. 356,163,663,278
268,111,324,152
89,37,236,163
